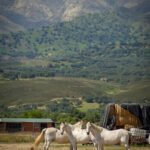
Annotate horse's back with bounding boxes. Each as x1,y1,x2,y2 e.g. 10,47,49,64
73,129,90,143
101,128,129,144
46,127,57,134
45,127,69,143
117,129,129,136
105,128,128,134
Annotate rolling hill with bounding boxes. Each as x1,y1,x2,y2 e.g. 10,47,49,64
0,77,118,105
114,80,150,103
0,77,149,106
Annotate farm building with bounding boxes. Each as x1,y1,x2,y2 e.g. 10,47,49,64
102,103,150,131
0,118,54,132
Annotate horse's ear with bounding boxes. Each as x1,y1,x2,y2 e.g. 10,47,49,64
100,127,103,132
87,121,91,125
80,120,83,125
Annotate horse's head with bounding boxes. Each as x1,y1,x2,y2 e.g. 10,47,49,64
86,122,92,135
60,122,66,135
75,120,84,128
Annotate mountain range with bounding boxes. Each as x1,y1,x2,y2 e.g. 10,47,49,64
0,0,150,105
0,0,149,33
0,0,149,84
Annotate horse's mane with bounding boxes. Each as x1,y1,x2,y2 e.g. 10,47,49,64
69,121,83,129
91,123,103,132
75,121,83,127
61,123,74,134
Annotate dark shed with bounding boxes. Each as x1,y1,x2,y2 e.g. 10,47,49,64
0,118,54,132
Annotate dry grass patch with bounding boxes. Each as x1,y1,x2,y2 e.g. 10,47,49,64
0,143,150,150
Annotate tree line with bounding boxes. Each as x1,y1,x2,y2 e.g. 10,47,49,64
0,99,105,124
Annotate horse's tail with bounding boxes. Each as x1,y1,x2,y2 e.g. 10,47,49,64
30,128,47,150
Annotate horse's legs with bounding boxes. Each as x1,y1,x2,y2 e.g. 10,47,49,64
70,144,73,150
43,140,47,150
92,139,99,150
43,136,48,150
45,140,51,150
122,135,130,150
92,139,103,150
70,141,77,150
93,142,98,150
124,144,130,150
68,138,77,150
72,142,77,150
98,142,104,150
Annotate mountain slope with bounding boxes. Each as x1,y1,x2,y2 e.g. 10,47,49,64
0,15,24,33
0,0,149,32
0,0,108,31
0,12,149,83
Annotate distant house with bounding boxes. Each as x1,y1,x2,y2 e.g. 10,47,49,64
0,118,54,132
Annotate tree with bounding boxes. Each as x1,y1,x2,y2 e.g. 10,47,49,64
84,109,100,123
21,110,44,118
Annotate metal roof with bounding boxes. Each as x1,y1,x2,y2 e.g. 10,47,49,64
0,118,54,123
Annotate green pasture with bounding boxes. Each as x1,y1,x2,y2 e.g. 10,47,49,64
0,77,149,106
114,80,150,103
0,77,118,105
78,101,99,112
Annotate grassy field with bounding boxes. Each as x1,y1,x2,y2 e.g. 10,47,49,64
0,77,149,106
0,77,118,105
0,133,149,150
78,101,99,112
0,133,36,143
114,80,150,103
0,143,150,150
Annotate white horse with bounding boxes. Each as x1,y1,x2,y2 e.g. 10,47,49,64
30,121,83,150
60,122,100,150
86,122,131,150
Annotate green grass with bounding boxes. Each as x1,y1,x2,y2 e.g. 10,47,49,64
0,77,118,105
19,58,50,67
0,77,149,106
78,101,99,112
114,80,150,103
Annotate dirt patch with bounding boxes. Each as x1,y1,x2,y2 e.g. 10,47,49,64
0,143,150,150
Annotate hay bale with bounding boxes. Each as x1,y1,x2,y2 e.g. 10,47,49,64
121,104,143,125
114,104,142,128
